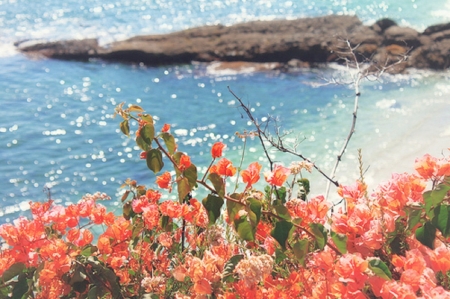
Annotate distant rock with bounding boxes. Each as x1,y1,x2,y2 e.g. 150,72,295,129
16,15,450,72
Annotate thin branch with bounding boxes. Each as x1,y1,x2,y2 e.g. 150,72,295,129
325,69,362,198
228,86,339,187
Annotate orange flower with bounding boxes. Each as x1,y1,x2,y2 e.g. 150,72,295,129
211,142,226,158
210,158,236,177
241,162,262,188
415,153,450,179
162,123,170,132
158,232,173,248
430,246,450,273
156,172,172,189
146,189,162,203
97,235,112,254
415,154,438,179
264,164,290,186
160,201,182,218
66,228,80,243
334,253,368,293
193,278,212,295
79,229,93,246
142,204,160,230
179,154,191,171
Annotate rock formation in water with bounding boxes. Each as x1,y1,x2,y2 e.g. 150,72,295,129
16,15,450,73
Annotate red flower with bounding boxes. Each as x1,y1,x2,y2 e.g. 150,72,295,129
140,151,147,159
211,142,226,158
162,123,171,133
210,158,236,177
145,189,162,203
156,172,172,189
179,154,192,171
264,164,290,187
241,162,262,188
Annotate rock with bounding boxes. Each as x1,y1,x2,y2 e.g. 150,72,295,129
409,39,450,69
370,18,397,34
18,39,102,60
423,22,450,35
15,15,450,71
383,26,421,48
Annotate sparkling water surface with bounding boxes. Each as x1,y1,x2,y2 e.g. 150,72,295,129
1,0,450,223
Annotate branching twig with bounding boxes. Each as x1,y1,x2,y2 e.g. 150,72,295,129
228,86,339,187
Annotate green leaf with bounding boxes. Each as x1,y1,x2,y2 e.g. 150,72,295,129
369,259,392,280
297,178,310,201
161,132,176,155
271,220,294,251
331,231,347,254
140,123,155,146
208,173,225,198
405,206,423,231
0,263,26,283
132,220,144,240
177,177,191,203
424,180,450,218
184,164,198,189
309,223,328,250
234,215,255,241
274,205,292,221
11,274,28,299
227,193,244,222
275,248,288,263
81,245,98,257
293,239,309,265
123,201,133,220
415,221,436,249
69,265,87,285
222,255,244,283
88,286,98,299
146,149,164,173
120,120,130,137
86,260,124,299
389,235,406,255
136,135,150,151
202,194,224,225
247,198,262,227
128,104,144,113
121,190,131,202
274,186,287,204
297,178,310,194
432,205,450,238
141,114,154,124
159,215,173,233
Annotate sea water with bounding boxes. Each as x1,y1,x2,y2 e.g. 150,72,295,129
1,0,450,223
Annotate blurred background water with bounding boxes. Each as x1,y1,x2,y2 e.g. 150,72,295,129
1,0,450,223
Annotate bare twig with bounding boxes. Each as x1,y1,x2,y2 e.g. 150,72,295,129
228,38,408,205
324,40,409,200
228,86,339,187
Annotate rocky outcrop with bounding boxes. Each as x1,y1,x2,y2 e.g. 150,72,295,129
16,15,450,72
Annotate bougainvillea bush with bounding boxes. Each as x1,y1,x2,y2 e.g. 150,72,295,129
1,103,450,299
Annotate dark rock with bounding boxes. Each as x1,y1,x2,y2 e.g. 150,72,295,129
370,18,397,34
18,39,102,61
409,39,450,69
383,26,421,48
15,15,450,71
423,22,450,35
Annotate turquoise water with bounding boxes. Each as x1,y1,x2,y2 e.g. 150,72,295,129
1,0,450,223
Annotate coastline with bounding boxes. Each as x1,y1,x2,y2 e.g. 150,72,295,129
15,15,450,73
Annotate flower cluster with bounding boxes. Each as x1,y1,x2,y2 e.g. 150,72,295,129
1,104,449,299
234,254,273,287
